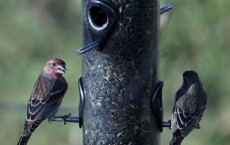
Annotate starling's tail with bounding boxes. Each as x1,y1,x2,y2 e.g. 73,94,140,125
169,136,184,145
17,134,31,145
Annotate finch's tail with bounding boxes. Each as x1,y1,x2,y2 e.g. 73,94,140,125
17,134,31,145
17,119,41,145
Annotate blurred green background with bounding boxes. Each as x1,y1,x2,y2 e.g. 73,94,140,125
0,0,229,145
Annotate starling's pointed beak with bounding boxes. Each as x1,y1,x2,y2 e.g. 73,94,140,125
56,65,66,74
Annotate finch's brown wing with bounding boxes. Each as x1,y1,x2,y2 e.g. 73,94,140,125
27,75,67,122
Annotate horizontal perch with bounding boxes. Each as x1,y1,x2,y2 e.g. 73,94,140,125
162,121,201,129
50,115,80,124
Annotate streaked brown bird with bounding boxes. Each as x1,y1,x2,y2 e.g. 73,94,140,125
169,70,207,145
17,58,68,145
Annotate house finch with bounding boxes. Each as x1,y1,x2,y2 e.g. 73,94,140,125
169,70,207,145
17,58,68,145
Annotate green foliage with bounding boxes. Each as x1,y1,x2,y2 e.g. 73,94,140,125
0,0,229,144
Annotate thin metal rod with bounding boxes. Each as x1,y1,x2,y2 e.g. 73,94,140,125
51,116,80,123
76,40,100,55
162,121,200,129
162,121,171,128
160,4,173,15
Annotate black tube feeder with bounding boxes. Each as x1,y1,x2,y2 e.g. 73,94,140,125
80,0,161,144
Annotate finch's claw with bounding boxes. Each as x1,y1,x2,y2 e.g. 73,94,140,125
61,113,71,125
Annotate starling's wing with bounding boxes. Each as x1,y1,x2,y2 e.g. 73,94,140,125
174,84,206,137
26,75,68,123
174,104,206,137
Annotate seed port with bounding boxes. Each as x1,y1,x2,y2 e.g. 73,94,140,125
89,6,108,28
77,0,117,54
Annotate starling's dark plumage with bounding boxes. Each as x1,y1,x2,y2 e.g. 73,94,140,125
17,58,68,145
169,70,207,145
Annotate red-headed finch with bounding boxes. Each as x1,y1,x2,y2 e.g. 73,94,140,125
17,58,68,145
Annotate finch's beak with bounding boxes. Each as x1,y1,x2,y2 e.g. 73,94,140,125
56,65,66,74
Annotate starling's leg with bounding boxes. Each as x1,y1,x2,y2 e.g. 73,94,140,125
48,118,52,124
195,124,201,129
48,118,53,124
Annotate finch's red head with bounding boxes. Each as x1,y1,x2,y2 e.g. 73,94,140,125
44,58,66,78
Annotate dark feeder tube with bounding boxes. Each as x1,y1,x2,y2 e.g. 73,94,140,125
81,0,160,144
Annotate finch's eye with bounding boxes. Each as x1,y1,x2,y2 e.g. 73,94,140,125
52,63,56,66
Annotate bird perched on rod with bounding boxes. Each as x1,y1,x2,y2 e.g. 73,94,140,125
17,58,68,145
169,70,207,145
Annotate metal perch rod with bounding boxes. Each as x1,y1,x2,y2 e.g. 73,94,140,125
51,116,80,123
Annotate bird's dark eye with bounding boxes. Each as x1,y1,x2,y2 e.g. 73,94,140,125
52,63,56,66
